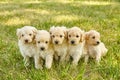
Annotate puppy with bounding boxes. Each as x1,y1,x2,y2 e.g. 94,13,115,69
50,26,68,62
67,27,85,66
84,30,108,63
16,26,37,67
35,30,54,69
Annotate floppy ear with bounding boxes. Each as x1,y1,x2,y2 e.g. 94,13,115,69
16,29,21,39
80,30,85,42
32,27,37,35
85,32,90,40
61,26,68,39
49,26,55,35
49,35,52,44
63,29,68,39
31,27,37,43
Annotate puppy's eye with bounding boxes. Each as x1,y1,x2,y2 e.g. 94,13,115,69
69,35,71,37
29,34,32,36
45,41,48,44
22,34,24,37
38,41,40,43
76,35,79,38
92,36,95,39
60,35,62,38
52,35,55,38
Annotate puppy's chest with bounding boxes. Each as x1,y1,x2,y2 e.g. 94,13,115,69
19,43,36,57
39,49,54,59
39,51,48,59
54,44,67,54
68,45,82,55
88,46,98,57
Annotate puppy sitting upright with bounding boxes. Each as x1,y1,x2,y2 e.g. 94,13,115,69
84,30,108,63
16,26,37,67
35,30,54,69
50,26,68,62
67,27,85,66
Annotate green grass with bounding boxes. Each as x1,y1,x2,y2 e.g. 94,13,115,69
0,0,120,80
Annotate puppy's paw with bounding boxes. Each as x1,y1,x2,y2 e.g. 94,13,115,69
24,61,30,67
72,61,78,66
35,64,43,70
54,55,59,61
45,64,52,69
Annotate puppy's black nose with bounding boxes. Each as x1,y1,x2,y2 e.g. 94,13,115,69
25,39,28,43
71,41,75,44
40,47,45,51
97,41,100,44
55,41,58,44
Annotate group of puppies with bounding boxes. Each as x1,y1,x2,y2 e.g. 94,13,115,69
16,26,108,69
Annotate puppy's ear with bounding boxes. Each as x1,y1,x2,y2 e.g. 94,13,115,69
16,29,21,39
80,30,85,42
31,27,37,43
32,27,37,35
85,32,89,40
61,26,68,39
49,35,52,44
64,29,68,39
49,26,55,35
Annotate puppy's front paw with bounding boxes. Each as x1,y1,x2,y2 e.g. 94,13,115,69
54,55,59,61
45,64,51,69
72,61,78,66
24,60,30,67
35,64,43,70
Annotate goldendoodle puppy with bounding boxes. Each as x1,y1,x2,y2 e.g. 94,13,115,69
16,26,37,67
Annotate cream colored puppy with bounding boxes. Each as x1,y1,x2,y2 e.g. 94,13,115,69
84,30,108,63
67,27,85,66
50,26,68,62
35,30,54,69
16,26,37,67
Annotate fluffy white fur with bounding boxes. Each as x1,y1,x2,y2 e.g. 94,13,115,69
67,27,85,66
35,30,54,69
16,26,37,67
50,26,68,62
84,30,108,63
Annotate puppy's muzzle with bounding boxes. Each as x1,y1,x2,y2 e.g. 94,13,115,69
40,47,45,51
96,41,100,45
55,41,59,44
25,39,28,43
94,41,100,46
71,40,75,44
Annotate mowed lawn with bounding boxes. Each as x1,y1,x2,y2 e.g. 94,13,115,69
0,0,120,80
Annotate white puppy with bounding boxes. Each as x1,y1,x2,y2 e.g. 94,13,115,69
35,30,54,69
16,26,37,67
49,26,68,62
84,30,108,63
67,27,85,66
